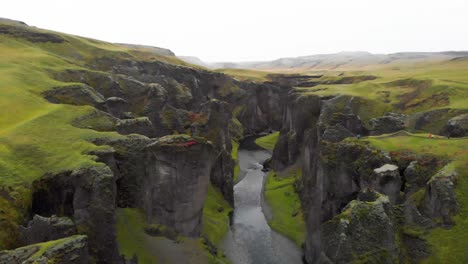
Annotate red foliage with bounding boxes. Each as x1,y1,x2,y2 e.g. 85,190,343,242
176,140,198,147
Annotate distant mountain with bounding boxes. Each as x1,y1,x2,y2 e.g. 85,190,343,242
177,56,211,68
182,51,468,70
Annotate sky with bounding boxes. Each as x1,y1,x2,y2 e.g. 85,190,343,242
2,0,468,62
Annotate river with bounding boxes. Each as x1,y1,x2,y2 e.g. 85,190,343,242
222,137,303,264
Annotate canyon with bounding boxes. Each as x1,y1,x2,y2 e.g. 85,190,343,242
0,19,467,264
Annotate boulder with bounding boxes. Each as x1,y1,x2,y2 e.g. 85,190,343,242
443,114,468,137
369,112,407,135
43,84,105,109
364,164,402,204
0,235,89,264
20,215,76,245
116,117,157,138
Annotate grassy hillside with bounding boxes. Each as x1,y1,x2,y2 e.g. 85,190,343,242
0,21,201,249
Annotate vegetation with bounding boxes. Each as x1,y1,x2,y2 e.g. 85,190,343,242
364,132,468,263
264,169,306,246
216,68,272,82
0,21,199,248
116,207,228,264
255,132,280,150
202,184,232,246
231,140,240,183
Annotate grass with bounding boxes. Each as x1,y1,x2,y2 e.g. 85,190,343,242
363,132,468,263
294,59,468,121
202,184,233,246
231,140,240,183
255,132,280,150
0,21,202,249
115,208,159,263
116,207,228,264
264,169,306,247
216,68,273,82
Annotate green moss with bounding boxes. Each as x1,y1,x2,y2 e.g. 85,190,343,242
364,133,468,263
202,184,232,247
116,207,229,264
255,132,280,150
231,140,240,183
116,208,159,263
352,249,392,264
264,169,306,246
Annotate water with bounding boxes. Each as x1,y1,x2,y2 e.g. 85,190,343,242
222,138,303,264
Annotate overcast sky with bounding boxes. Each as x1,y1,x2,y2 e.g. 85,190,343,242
2,0,468,62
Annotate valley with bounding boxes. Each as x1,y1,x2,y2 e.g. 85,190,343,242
0,18,467,264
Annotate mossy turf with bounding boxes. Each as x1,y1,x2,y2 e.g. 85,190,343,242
255,132,280,150
294,59,468,126
116,208,158,263
202,184,233,246
216,68,273,82
231,140,240,183
116,207,228,264
264,169,306,247
0,21,195,248
363,132,468,263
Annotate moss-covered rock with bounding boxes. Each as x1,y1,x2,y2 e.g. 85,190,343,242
322,191,399,263
0,235,89,264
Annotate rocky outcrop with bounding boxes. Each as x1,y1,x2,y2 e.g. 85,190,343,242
144,135,215,236
198,100,235,204
30,166,120,263
366,164,402,204
422,166,459,226
269,91,461,264
443,114,468,137
20,215,76,245
272,93,321,171
0,235,89,264
369,112,407,135
105,97,129,119
116,117,157,137
322,191,399,263
43,84,105,108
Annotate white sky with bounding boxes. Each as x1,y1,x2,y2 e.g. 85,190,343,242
2,0,468,62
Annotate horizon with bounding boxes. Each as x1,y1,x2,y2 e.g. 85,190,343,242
3,0,468,62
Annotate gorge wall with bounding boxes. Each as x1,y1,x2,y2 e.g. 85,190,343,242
271,92,460,263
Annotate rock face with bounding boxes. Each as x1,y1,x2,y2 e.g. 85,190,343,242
116,117,157,137
322,191,399,263
43,84,106,108
443,114,468,137
366,164,402,204
423,167,459,225
199,100,235,204
369,112,407,135
271,93,321,171
20,215,76,245
144,135,215,236
0,235,90,264
105,97,128,119
30,166,120,263
270,92,462,264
